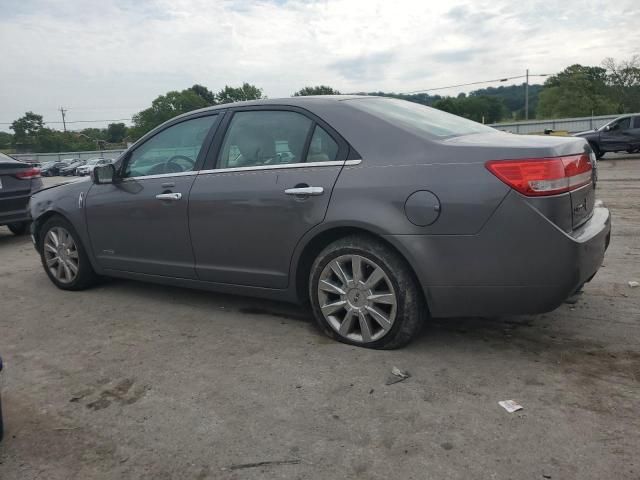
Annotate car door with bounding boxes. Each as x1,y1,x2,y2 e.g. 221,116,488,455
630,116,640,151
85,113,220,279
600,117,632,152
189,107,349,288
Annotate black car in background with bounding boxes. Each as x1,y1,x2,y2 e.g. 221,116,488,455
574,114,640,159
0,152,43,234
60,159,85,176
40,161,69,177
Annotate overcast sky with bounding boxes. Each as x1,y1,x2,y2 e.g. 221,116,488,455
1,0,639,131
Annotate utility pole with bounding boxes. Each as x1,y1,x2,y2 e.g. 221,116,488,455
524,69,529,120
59,107,67,132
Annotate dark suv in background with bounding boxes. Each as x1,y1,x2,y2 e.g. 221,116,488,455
574,114,640,159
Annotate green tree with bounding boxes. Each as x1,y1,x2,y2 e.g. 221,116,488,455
11,111,44,146
537,64,617,118
433,95,507,123
602,55,640,113
0,131,13,149
106,123,128,143
215,83,263,104
130,87,212,139
190,84,217,104
293,85,340,96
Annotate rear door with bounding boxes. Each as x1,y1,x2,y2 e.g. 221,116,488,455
189,107,349,288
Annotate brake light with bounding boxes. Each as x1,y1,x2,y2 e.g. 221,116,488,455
15,167,41,179
485,154,592,196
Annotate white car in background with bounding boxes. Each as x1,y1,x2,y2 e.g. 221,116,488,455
76,158,109,176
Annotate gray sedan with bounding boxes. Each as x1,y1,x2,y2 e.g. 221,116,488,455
29,96,611,348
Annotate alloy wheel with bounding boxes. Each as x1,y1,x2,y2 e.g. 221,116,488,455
317,254,397,343
43,226,80,284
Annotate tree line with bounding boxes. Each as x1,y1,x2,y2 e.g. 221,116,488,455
2,56,638,153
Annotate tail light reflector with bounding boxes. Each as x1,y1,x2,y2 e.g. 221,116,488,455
485,154,592,196
15,167,41,179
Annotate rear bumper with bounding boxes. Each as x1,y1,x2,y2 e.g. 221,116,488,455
0,196,31,225
390,192,611,318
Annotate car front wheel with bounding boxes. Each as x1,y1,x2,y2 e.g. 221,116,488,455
309,235,425,349
39,216,98,290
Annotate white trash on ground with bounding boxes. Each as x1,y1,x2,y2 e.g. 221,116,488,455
498,400,523,413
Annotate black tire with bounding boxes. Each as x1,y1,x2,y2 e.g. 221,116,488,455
309,234,426,349
39,216,98,290
7,221,29,235
590,143,604,160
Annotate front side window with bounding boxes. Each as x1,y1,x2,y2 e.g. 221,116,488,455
124,115,218,178
612,117,631,131
632,116,640,129
218,111,312,168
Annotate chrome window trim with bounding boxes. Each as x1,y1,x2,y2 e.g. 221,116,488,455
119,159,362,180
123,171,199,181
198,159,361,175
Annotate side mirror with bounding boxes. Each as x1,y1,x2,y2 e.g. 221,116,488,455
92,163,116,184
603,125,611,132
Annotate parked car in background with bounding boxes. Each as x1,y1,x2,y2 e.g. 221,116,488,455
0,152,42,235
76,158,108,176
574,114,640,159
40,161,69,177
30,97,610,349
60,160,86,176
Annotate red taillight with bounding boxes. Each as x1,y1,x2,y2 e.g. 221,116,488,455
15,167,41,179
485,154,592,197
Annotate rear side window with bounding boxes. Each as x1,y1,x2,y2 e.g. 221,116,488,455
633,116,640,129
307,126,339,162
219,111,312,168
347,97,496,137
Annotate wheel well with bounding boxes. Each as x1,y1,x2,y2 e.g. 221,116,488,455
294,226,426,310
32,211,64,248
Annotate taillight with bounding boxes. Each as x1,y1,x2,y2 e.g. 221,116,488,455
15,167,41,179
485,154,592,197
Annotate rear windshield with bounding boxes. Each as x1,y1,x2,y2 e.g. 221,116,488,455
346,97,496,137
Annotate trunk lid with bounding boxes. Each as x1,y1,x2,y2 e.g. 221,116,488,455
459,132,596,232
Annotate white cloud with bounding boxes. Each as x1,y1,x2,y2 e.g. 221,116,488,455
1,0,639,130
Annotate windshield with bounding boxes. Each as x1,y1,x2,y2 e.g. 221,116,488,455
86,158,103,165
346,97,497,137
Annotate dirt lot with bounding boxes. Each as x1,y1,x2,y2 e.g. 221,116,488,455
1,156,639,480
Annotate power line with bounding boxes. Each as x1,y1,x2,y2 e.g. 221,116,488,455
404,73,552,94
0,118,132,125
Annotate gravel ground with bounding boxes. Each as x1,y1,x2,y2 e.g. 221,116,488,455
0,155,639,480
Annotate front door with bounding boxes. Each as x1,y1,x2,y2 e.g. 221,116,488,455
85,113,220,278
600,116,632,152
189,109,348,288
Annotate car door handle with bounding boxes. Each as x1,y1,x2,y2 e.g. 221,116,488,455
284,186,324,196
155,193,182,201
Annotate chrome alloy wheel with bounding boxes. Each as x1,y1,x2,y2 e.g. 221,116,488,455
317,254,397,343
43,227,79,284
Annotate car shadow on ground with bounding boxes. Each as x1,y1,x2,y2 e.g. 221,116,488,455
0,229,30,246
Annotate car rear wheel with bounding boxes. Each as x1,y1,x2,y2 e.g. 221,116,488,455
39,216,98,290
309,235,425,349
7,222,29,235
